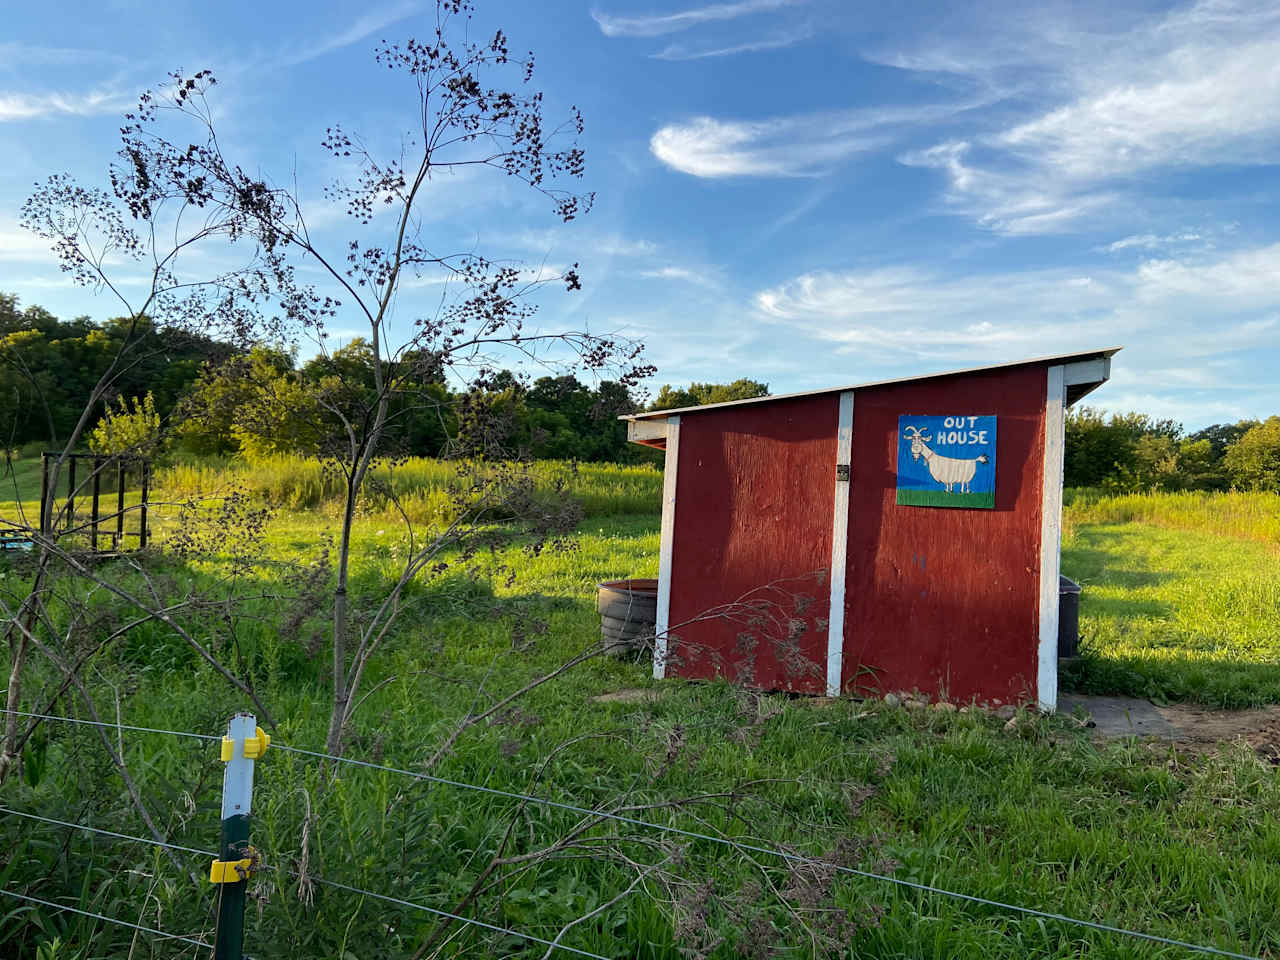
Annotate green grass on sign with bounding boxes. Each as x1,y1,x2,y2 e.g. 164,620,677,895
896,488,995,509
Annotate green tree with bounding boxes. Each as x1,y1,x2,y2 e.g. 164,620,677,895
232,371,328,461
1114,435,1225,492
1189,420,1259,460
0,294,231,447
1064,407,1182,488
1224,416,1280,491
648,378,769,412
88,392,161,456
172,347,296,455
525,375,637,461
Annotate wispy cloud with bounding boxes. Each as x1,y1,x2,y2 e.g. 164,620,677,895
282,1,420,67
652,22,812,59
592,0,802,39
0,42,125,69
0,219,54,261
899,139,1119,235
638,265,718,286
513,229,658,259
752,243,1280,377
651,101,977,178
888,1,1280,233
0,89,130,123
1102,230,1203,253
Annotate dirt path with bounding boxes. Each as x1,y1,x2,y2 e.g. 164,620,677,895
1061,693,1280,765
1158,701,1280,763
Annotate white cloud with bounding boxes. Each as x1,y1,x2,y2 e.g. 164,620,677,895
596,235,659,257
652,23,812,60
513,229,657,258
993,39,1280,180
0,219,54,261
282,1,420,66
638,265,717,286
751,243,1280,376
651,103,970,178
899,140,1119,235
0,43,125,69
592,0,802,39
890,1,1280,233
0,89,129,123
754,265,1121,358
1104,231,1203,253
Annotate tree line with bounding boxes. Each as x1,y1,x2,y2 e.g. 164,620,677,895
5,292,1277,488
1065,407,1280,493
0,294,771,464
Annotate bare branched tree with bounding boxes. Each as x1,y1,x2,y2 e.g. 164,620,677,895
5,0,650,776
0,4,888,954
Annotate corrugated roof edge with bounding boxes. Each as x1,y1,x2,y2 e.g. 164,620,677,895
621,346,1123,421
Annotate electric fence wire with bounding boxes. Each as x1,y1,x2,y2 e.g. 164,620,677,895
4,707,1267,960
3,708,218,742
0,806,216,859
0,888,210,950
0,806,612,960
269,741,1265,960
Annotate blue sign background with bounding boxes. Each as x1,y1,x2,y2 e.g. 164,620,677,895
896,415,997,509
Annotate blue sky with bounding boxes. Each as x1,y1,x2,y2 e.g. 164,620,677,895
3,0,1279,429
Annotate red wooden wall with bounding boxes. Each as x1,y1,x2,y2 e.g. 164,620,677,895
840,365,1046,704
666,394,838,694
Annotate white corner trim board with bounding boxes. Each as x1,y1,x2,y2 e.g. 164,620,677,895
654,416,680,681
826,392,855,697
1037,366,1067,712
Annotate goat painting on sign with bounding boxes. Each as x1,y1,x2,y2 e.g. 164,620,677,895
896,415,997,509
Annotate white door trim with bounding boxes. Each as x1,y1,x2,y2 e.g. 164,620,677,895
654,416,680,680
1037,366,1066,712
825,392,855,696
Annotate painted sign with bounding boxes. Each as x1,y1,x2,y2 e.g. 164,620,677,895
896,415,997,509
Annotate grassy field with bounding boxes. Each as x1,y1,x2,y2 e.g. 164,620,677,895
1065,522,1280,708
1,458,1278,958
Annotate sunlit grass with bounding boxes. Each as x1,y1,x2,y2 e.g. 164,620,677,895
1062,522,1280,707
1065,487,1280,546
3,464,1279,956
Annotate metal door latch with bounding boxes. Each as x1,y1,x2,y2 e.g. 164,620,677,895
835,464,850,481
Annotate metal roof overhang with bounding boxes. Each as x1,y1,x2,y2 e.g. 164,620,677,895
622,347,1121,449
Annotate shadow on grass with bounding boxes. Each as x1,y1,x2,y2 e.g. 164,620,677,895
1061,636,1280,710
1063,543,1175,591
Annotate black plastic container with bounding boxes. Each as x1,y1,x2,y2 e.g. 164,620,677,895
1058,576,1082,658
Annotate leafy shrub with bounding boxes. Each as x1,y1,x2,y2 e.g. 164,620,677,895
88,392,160,456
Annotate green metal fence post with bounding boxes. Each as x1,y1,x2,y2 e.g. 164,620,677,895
211,713,268,960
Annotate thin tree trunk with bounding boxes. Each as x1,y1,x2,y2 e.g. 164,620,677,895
325,473,359,757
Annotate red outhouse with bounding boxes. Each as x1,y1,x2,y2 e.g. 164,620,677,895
623,349,1118,711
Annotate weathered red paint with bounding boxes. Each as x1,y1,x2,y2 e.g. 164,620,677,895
841,365,1046,704
666,394,837,694
660,362,1050,706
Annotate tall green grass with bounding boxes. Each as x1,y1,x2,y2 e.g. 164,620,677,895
5,474,1280,956
1065,488,1280,546
158,454,663,520
1061,488,1280,707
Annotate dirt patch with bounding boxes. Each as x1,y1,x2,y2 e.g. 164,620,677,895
592,687,664,704
1158,702,1280,764
1059,694,1280,765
